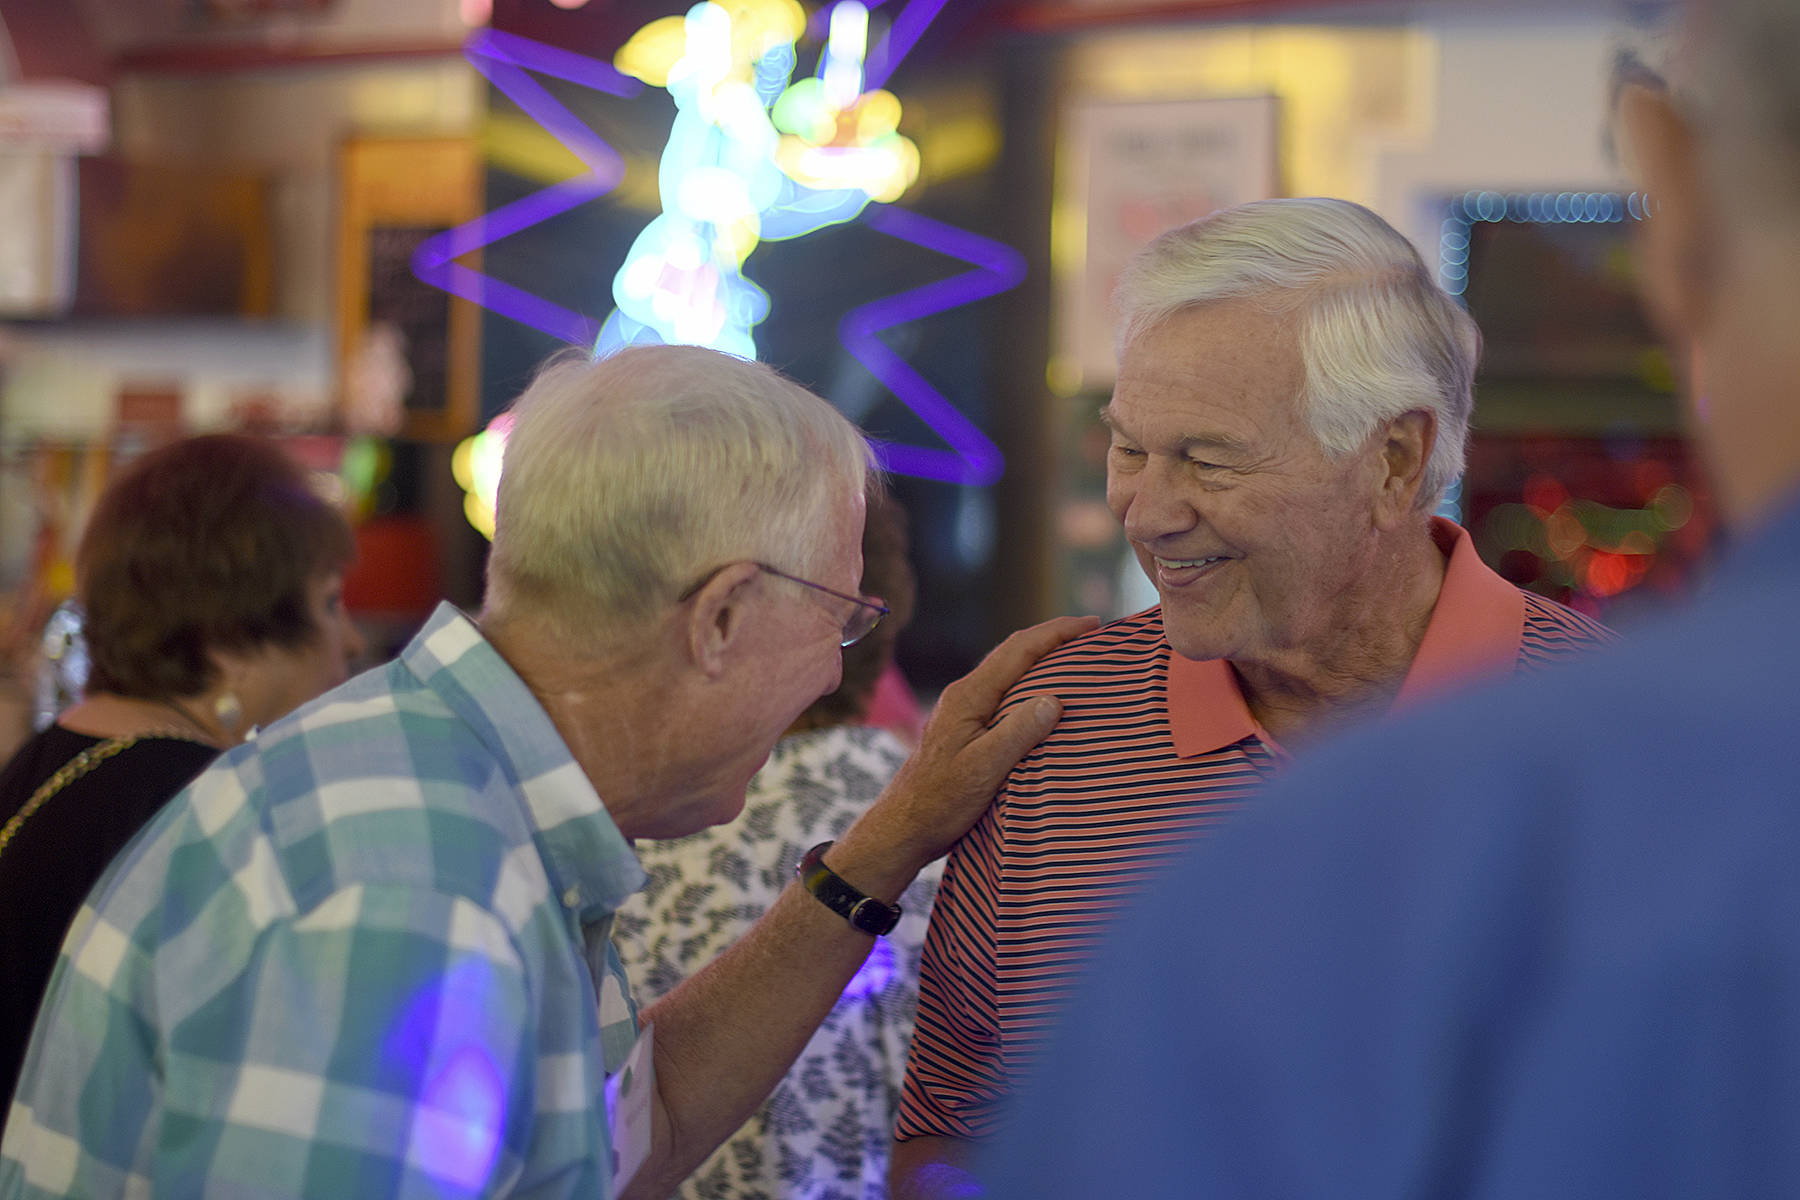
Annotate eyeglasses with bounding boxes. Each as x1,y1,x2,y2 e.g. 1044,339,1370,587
679,561,889,648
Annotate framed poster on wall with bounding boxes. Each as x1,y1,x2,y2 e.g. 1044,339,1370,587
1053,94,1280,392
335,136,481,443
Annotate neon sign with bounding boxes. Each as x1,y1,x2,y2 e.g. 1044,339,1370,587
596,1,921,359
435,2,1019,534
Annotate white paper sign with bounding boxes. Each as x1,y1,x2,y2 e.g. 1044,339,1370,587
1056,95,1281,390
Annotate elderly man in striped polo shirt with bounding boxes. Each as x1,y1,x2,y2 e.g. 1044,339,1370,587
893,198,1615,1198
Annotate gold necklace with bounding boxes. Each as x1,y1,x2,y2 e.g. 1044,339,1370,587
0,722,220,862
0,737,139,860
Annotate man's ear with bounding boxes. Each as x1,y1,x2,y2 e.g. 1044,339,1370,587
1374,409,1436,526
682,562,763,679
1616,82,1716,343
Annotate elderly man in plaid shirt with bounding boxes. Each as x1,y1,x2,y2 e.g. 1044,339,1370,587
0,345,1091,1200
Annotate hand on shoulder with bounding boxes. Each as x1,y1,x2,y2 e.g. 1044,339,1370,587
838,615,1101,883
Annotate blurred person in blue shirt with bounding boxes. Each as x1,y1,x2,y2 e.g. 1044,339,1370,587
983,2,1800,1197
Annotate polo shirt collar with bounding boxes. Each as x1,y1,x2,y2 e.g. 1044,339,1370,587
1167,518,1524,758
400,602,647,918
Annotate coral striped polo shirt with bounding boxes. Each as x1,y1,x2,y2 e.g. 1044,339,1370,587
897,519,1616,1142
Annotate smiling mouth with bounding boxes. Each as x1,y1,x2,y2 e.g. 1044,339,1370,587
1150,554,1232,587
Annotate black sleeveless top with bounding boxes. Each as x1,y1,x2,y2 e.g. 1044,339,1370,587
0,725,218,1101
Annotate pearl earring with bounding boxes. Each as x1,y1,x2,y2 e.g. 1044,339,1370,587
213,691,244,737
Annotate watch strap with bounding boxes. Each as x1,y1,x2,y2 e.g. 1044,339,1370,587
796,840,902,936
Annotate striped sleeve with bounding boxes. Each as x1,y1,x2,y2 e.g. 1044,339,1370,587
897,613,1260,1141
896,797,1009,1140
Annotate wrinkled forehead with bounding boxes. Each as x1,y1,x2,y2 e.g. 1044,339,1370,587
1106,314,1310,451
1114,300,1305,398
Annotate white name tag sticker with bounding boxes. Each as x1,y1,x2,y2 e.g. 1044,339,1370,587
605,1022,655,1192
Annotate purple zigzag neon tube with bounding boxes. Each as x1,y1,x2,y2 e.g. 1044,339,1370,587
864,0,950,91
414,15,1026,488
841,204,1026,486
410,31,640,348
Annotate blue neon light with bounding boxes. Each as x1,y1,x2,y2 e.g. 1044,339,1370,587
1437,190,1650,296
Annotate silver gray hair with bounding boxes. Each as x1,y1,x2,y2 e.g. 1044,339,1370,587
1114,197,1481,509
485,344,874,643
1680,0,1800,222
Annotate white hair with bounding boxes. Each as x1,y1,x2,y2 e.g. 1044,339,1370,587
1114,197,1481,508
485,344,874,643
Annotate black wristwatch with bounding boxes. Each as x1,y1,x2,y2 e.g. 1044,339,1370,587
796,840,902,936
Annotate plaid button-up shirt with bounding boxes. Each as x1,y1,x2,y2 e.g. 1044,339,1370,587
2,604,647,1199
